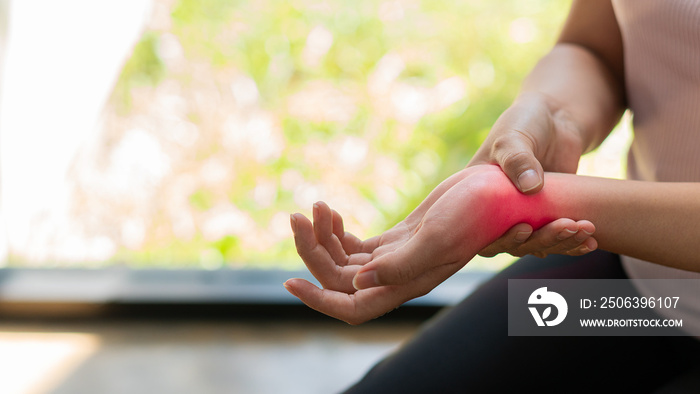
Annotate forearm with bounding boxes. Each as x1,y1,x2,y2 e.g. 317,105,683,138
490,171,700,272
546,174,700,272
517,44,626,153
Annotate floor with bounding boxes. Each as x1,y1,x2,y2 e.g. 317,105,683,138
0,319,422,394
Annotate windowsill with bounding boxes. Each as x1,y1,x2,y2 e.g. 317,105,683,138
0,267,495,321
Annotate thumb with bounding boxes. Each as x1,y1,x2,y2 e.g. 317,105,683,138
492,135,544,194
352,226,451,290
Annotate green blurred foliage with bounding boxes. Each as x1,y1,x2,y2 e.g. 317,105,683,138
108,0,571,269
113,32,166,113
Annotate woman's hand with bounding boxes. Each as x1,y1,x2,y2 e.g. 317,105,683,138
469,93,596,258
478,218,595,259
284,166,501,324
470,93,585,193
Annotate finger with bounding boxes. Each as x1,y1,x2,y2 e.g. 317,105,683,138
510,218,579,256
313,202,349,266
331,209,345,240
540,220,595,255
283,278,403,325
576,236,598,255
565,224,598,256
551,226,591,251
330,208,380,266
566,240,597,256
331,208,361,254
553,220,595,254
293,213,358,293
331,209,382,256
514,219,595,257
347,252,374,266
285,251,463,324
573,220,595,240
491,133,544,194
478,223,533,258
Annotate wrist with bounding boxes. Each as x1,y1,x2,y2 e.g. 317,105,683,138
473,167,555,243
495,176,556,232
462,166,588,246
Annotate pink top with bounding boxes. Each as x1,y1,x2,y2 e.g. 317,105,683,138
612,0,700,335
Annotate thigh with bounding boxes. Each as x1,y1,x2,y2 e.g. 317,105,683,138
344,251,700,394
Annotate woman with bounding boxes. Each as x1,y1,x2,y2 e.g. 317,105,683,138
285,0,700,391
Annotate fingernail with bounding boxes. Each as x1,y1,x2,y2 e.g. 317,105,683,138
514,231,531,243
290,214,297,234
557,228,576,240
353,270,379,290
578,246,592,254
313,203,319,222
517,170,541,192
283,280,297,297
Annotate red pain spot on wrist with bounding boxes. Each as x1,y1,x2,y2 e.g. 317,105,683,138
484,177,555,243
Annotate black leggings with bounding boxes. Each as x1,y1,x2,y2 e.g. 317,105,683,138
344,251,700,393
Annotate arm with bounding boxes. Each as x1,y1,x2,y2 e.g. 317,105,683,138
470,0,627,257
518,0,626,156
544,174,700,271
487,171,700,271
472,0,626,186
286,165,700,324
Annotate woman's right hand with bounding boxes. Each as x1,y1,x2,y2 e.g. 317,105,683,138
469,92,596,258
